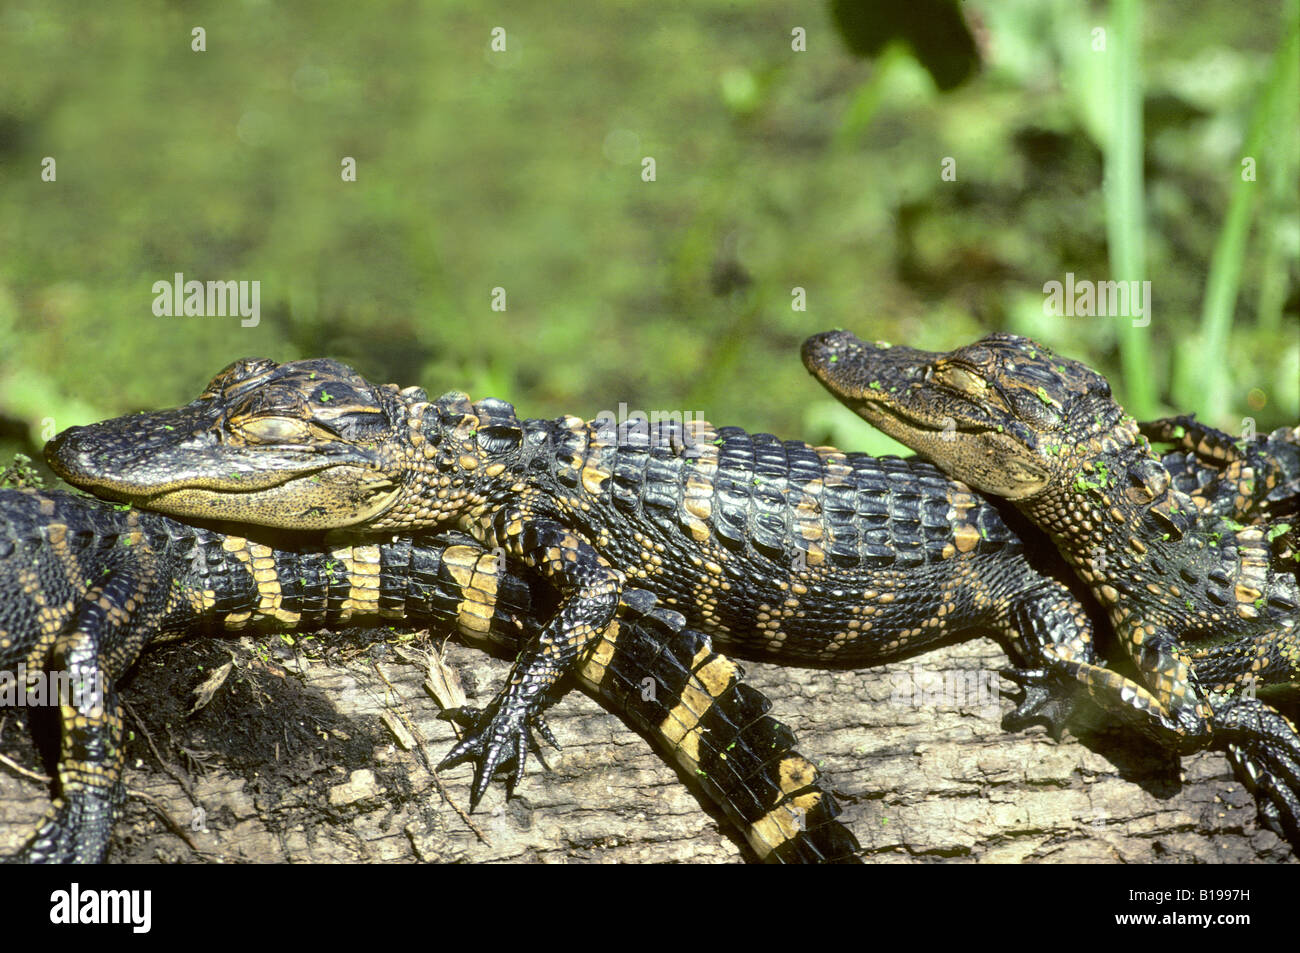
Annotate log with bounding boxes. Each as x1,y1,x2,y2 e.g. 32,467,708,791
0,628,1293,863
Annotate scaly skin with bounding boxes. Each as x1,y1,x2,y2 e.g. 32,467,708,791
1141,415,1299,524
803,329,1300,846
0,488,859,863
47,357,1115,810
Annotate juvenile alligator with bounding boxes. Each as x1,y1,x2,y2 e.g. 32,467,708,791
47,357,1118,811
1141,415,1299,512
803,329,1300,845
1141,416,1299,561
0,487,859,863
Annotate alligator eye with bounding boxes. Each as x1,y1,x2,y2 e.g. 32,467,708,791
933,365,987,397
234,415,314,444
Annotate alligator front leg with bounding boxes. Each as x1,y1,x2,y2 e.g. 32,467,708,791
1216,699,1300,848
994,581,1102,739
1007,615,1218,752
439,511,622,807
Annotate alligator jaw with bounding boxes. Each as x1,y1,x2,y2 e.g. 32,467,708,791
802,329,1052,499
130,469,403,529
45,411,398,530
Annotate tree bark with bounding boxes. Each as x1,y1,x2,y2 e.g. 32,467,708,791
1,628,1293,863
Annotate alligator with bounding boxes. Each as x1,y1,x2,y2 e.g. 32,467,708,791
46,356,1128,813
1140,416,1299,562
803,329,1300,846
1138,415,1299,524
0,487,860,863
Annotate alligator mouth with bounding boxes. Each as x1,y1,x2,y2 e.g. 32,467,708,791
851,392,997,439
96,465,401,529
82,465,333,500
45,423,397,529
803,330,974,430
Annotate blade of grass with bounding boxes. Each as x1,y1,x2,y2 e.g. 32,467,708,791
834,43,909,149
1190,0,1300,417
1105,0,1155,418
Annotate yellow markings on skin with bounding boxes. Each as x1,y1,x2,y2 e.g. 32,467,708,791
680,515,711,543
786,488,828,570
952,524,980,553
748,759,823,858
240,541,299,627
465,550,503,637
458,455,479,471
778,755,817,791
799,543,826,568
685,424,720,477
451,415,480,444
332,543,381,623
577,621,621,685
581,464,610,496
694,651,740,696
660,649,737,763
441,545,498,637
683,494,713,523
44,520,93,610
23,628,60,678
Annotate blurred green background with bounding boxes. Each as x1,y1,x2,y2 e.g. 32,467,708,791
1,0,1296,477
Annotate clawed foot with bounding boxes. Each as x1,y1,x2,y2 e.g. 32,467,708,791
438,696,561,809
7,787,121,864
999,666,1075,741
1215,698,1300,849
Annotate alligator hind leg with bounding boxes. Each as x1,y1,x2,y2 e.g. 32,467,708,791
1141,416,1300,523
11,628,126,863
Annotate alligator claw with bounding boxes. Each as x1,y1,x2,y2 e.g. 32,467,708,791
437,696,561,809
999,666,1074,741
532,712,561,751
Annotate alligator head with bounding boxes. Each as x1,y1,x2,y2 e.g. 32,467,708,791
802,330,1124,500
46,357,410,529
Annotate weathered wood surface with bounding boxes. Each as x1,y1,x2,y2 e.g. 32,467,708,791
1,629,1293,863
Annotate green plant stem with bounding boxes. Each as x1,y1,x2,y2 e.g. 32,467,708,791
1194,0,1300,415
1105,0,1154,418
